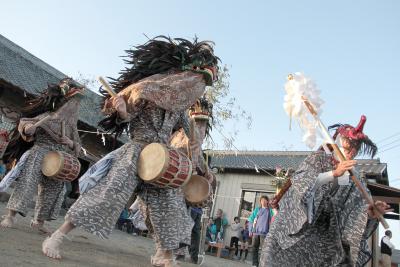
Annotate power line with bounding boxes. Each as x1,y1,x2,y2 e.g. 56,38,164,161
213,125,277,177
379,137,400,150
378,143,400,155
376,132,400,144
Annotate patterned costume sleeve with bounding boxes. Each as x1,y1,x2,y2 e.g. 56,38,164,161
174,112,190,137
273,152,331,237
115,99,147,124
363,218,378,239
120,71,206,112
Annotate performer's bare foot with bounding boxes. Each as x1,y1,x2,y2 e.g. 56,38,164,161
0,210,17,228
151,250,180,267
0,215,15,228
164,259,181,267
151,249,165,266
42,230,66,259
30,219,51,234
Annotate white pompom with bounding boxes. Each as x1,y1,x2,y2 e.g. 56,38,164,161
283,73,325,149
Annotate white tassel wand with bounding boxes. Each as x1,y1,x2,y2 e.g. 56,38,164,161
285,73,389,229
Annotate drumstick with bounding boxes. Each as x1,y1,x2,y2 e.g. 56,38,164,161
187,118,197,162
61,121,66,137
98,76,117,97
24,100,73,133
24,114,52,133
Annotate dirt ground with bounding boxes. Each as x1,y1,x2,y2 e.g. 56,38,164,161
0,202,249,267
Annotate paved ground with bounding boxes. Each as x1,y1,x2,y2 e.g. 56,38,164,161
0,202,249,267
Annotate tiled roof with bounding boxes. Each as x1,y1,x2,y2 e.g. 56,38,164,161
0,119,15,132
208,150,310,171
355,159,387,175
208,150,387,175
0,34,103,128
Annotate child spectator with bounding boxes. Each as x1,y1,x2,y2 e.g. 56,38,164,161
239,220,250,261
230,216,242,259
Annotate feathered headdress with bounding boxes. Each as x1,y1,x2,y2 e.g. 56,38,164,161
99,36,220,136
23,78,84,118
107,35,219,93
3,78,84,162
328,115,377,158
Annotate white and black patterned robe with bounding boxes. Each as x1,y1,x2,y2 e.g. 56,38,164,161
260,151,378,267
1,98,81,221
74,71,206,250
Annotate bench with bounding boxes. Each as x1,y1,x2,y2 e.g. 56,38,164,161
207,242,225,257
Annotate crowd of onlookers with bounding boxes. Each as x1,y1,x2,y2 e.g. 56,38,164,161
116,200,148,236
205,195,278,267
113,196,277,267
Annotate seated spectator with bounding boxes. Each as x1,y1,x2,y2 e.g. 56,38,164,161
129,199,147,234
239,220,250,261
117,207,133,234
213,209,228,241
205,218,218,254
206,218,217,243
230,216,242,259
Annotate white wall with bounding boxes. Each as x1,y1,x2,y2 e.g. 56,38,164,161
211,171,276,245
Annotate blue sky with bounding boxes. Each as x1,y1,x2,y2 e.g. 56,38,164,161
1,0,399,244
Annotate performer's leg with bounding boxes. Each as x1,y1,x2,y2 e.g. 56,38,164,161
42,220,76,259
139,187,193,266
0,209,17,228
32,176,65,233
43,142,141,260
1,151,43,228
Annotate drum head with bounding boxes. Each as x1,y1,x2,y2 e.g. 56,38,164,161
183,175,210,203
138,143,169,181
41,151,64,177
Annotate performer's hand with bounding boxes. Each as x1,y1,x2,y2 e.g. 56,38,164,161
367,201,393,219
270,199,278,209
112,96,129,120
332,160,357,177
60,136,74,149
24,123,36,136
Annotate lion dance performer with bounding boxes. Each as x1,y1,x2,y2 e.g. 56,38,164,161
169,96,217,264
42,36,219,267
131,96,216,265
260,116,392,267
0,78,83,233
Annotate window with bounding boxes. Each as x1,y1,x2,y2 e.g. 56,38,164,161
238,190,275,220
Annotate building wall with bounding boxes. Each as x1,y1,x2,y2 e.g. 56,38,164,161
211,171,276,245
